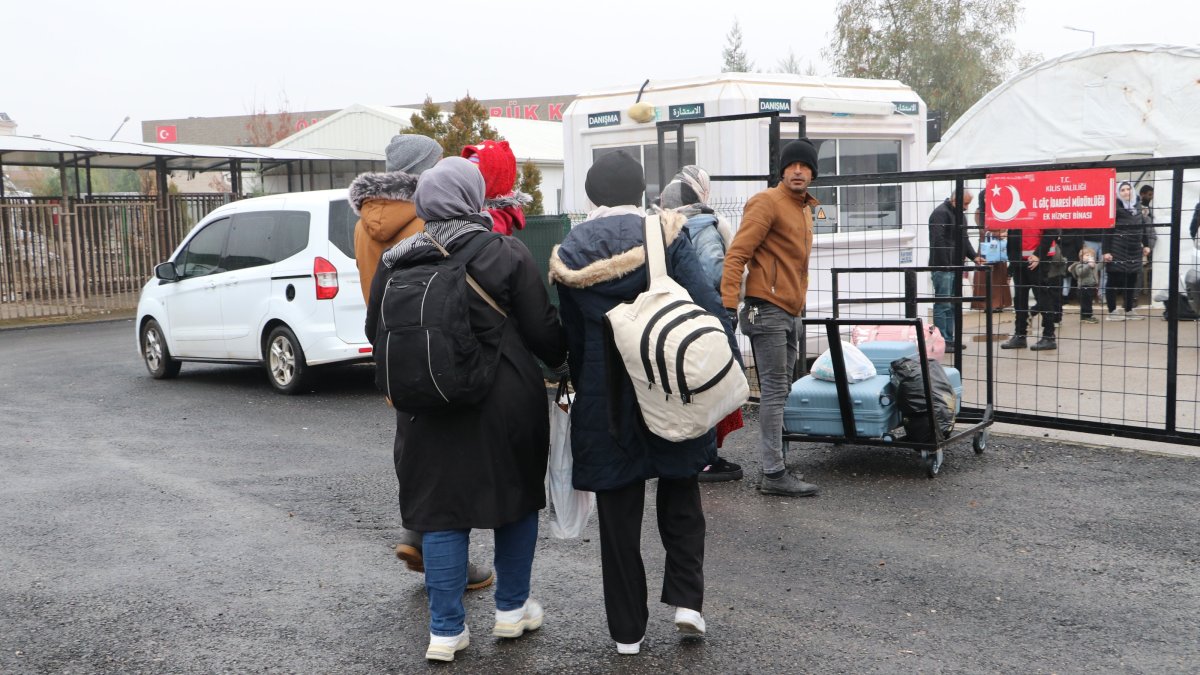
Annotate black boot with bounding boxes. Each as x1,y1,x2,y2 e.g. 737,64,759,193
1000,335,1027,349
1030,337,1057,351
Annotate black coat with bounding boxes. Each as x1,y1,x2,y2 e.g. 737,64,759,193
548,212,735,493
1103,206,1152,273
928,199,977,267
365,231,567,531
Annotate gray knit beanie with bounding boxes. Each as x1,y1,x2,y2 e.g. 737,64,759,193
385,134,443,174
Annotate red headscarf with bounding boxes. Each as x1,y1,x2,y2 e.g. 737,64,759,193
461,140,525,235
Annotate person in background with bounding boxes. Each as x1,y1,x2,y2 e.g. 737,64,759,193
462,139,532,236
1001,220,1061,351
1069,245,1102,324
1136,184,1158,304
720,140,822,498
659,165,744,483
1103,181,1153,321
550,151,735,655
928,191,983,353
365,158,567,663
349,134,495,592
970,189,1012,312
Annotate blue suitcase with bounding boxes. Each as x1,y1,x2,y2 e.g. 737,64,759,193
783,374,902,438
944,366,963,414
856,341,919,376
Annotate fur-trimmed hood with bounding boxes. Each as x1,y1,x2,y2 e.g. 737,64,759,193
548,210,686,290
348,170,419,215
485,190,532,211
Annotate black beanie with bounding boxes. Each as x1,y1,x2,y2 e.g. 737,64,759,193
585,151,646,207
779,139,819,179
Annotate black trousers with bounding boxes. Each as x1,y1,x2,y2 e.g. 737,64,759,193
1106,269,1139,312
595,475,705,644
1012,263,1059,338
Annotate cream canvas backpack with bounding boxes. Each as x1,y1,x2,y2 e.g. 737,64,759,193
604,215,749,441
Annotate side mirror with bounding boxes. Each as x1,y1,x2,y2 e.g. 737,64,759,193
154,262,179,282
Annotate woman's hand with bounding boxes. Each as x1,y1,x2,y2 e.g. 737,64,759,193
1027,254,1039,270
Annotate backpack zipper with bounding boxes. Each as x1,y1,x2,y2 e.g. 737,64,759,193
638,299,690,387
427,330,449,402
419,272,438,325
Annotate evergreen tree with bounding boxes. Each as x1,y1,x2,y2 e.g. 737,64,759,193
408,94,500,157
518,161,544,216
721,19,754,72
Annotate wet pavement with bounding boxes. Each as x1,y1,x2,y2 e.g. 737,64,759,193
2,321,1198,673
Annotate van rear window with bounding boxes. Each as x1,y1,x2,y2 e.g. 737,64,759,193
328,199,356,259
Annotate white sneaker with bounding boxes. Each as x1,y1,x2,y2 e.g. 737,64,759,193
616,639,642,655
425,626,469,662
1126,309,1145,321
1106,308,1126,321
674,607,706,637
493,598,544,638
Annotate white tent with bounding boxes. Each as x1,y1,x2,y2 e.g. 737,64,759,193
928,44,1200,303
928,44,1200,167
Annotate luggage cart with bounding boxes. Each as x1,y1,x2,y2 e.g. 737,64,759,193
780,266,996,477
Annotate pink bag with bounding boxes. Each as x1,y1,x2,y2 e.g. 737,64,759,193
850,323,946,362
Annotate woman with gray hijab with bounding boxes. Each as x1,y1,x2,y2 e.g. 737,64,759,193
365,157,567,663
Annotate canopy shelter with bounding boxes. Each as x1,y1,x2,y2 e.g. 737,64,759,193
0,134,371,198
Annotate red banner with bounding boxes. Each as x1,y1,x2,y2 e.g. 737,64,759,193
155,125,178,143
985,168,1116,229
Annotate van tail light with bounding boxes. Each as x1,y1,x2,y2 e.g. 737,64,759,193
314,257,339,300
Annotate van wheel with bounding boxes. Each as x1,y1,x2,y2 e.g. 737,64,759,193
141,319,181,379
266,326,308,394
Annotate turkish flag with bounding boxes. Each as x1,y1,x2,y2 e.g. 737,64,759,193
155,125,178,143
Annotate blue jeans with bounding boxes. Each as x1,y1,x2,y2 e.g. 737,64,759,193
423,510,538,636
931,271,957,343
740,299,799,475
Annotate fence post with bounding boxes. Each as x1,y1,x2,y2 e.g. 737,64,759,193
1165,169,1183,432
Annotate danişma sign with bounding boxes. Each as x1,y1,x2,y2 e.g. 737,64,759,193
759,98,792,113
587,111,621,128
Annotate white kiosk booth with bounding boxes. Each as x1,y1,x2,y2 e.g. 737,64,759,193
562,73,931,339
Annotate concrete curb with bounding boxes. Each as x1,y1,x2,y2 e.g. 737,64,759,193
990,422,1200,459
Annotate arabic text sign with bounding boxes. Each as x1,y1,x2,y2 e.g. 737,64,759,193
668,103,705,121
984,168,1116,229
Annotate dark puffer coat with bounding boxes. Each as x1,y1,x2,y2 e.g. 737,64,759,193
548,211,737,493
1103,205,1153,273
365,230,566,531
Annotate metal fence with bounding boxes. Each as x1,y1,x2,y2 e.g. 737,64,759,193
0,194,229,322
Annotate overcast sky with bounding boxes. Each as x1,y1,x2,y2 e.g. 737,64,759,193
5,0,1197,142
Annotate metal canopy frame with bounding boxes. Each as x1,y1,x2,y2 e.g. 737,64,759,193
654,111,808,194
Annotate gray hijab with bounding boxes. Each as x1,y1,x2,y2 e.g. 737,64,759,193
414,157,486,222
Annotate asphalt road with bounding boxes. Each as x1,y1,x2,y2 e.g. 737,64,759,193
1,321,1198,674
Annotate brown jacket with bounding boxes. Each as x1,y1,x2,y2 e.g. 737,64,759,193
348,171,424,302
720,183,817,315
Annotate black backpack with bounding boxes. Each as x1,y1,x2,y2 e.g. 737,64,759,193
374,232,506,413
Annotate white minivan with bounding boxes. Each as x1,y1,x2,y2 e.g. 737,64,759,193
135,189,371,393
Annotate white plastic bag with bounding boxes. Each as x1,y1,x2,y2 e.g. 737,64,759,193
545,384,594,538
810,341,877,383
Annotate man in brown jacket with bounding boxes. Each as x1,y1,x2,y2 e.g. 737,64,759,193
348,134,495,591
719,139,821,497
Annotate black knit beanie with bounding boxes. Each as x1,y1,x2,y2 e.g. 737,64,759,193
779,139,819,179
585,151,646,207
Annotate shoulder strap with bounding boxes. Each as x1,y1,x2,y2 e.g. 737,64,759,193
642,214,668,285
426,232,507,317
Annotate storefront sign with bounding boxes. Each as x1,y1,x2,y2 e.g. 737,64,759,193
985,168,1116,229
587,111,621,128
668,103,705,121
759,98,792,113
488,103,566,121
892,101,919,115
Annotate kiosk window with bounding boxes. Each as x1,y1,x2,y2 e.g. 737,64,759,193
798,138,902,234
592,141,697,208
